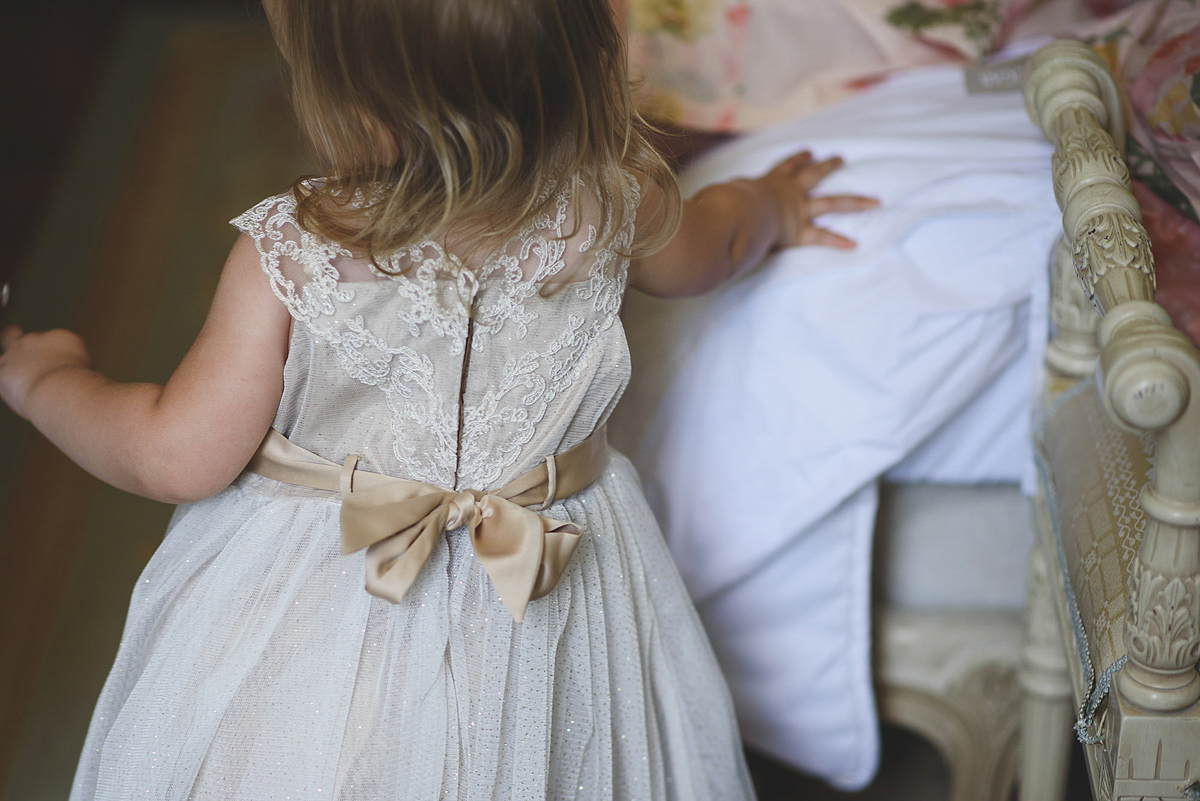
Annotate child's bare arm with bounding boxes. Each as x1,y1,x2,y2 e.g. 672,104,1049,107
629,152,878,298
0,233,289,504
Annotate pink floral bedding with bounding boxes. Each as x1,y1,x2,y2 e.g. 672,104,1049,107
616,0,1053,132
1073,0,1200,345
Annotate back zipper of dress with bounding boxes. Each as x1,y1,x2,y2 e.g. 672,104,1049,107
452,303,475,491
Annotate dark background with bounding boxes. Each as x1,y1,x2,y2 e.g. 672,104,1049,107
0,0,264,299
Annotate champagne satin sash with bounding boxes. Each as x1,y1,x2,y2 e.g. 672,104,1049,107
246,428,608,622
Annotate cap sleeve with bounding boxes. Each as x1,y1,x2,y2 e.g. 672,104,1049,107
230,192,355,326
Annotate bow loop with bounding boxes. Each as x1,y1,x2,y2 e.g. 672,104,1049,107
342,485,581,622
469,495,582,621
445,490,483,531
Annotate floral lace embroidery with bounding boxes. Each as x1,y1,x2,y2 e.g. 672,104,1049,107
233,195,357,319
231,175,638,488
388,247,475,356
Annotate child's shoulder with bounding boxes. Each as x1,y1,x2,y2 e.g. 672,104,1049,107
228,184,353,260
228,185,363,289
230,189,303,243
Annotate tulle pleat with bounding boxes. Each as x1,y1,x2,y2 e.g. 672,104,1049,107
70,455,754,801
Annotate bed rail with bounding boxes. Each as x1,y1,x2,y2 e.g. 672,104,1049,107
1021,38,1200,801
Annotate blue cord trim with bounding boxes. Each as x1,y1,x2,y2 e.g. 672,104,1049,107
1074,657,1127,744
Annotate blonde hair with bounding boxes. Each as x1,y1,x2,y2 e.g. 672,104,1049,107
272,0,680,264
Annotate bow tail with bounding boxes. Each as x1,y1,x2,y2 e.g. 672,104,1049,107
342,491,451,605
532,525,583,600
362,517,447,604
471,497,582,623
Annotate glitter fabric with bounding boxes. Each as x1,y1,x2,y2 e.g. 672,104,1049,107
68,179,756,800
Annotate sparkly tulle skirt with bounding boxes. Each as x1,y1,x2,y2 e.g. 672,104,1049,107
68,452,755,800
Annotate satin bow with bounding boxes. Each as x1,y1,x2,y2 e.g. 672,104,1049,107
338,458,582,622
246,429,605,623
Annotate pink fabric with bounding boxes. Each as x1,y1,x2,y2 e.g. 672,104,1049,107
1135,182,1200,346
619,0,1061,132
1070,0,1200,346
1127,23,1200,214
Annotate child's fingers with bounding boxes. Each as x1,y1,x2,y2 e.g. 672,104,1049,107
808,195,881,215
766,151,814,179
797,156,847,188
800,225,857,250
780,151,813,168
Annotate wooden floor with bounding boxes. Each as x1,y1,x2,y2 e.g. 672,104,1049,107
0,3,1094,799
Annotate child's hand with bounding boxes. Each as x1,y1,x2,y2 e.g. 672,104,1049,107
630,150,880,297
758,151,879,251
0,326,91,420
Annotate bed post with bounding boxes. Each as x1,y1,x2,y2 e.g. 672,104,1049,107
1018,546,1074,801
1022,38,1200,800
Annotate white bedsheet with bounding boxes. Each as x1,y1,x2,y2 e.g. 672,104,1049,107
610,63,1060,789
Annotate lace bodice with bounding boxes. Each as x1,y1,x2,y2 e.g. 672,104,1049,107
232,178,636,491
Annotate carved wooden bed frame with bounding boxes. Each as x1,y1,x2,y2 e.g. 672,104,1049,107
1017,39,1200,801
866,39,1199,801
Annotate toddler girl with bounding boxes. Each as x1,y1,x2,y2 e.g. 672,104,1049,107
0,0,875,797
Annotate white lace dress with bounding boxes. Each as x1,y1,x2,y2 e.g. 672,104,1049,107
69,183,756,801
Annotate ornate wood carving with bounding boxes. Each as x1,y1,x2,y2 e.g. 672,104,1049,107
1051,106,1130,205
1025,38,1200,715
1126,556,1200,671
1072,212,1156,312
1023,37,1200,801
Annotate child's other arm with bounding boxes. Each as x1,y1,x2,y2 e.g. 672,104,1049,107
628,152,879,298
0,233,289,504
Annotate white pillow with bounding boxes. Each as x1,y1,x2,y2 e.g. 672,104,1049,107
611,63,1059,789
